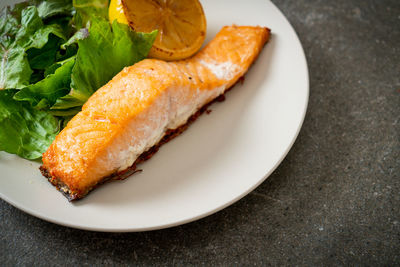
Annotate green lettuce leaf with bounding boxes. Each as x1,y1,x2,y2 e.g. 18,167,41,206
9,0,73,20
0,8,31,89
37,0,74,19
0,46,32,90
0,6,67,89
0,89,60,159
61,28,89,49
7,1,41,20
27,34,63,70
52,19,157,112
15,7,66,49
14,57,75,109
73,0,109,28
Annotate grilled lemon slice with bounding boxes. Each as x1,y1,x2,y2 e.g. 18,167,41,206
109,0,207,61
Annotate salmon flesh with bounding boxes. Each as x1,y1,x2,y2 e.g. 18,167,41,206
41,25,271,200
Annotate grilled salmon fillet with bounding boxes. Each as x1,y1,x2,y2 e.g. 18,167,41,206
41,25,270,200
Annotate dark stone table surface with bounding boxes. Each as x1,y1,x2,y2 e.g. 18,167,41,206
1,0,399,265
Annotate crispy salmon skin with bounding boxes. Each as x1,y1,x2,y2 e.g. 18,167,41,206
41,25,271,200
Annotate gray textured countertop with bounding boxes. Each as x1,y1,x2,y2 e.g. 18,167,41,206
1,0,399,265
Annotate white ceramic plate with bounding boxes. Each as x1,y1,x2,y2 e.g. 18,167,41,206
0,0,308,232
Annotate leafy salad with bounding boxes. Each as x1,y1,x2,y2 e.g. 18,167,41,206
0,0,157,159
